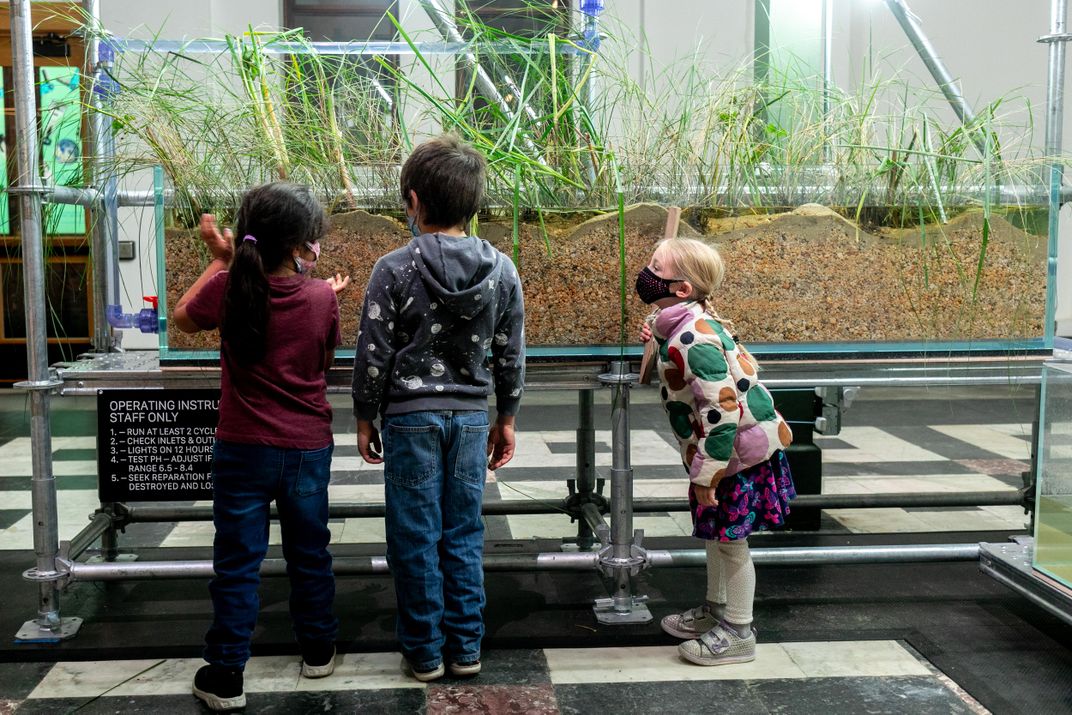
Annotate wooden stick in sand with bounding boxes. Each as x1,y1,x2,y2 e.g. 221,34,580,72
639,206,682,384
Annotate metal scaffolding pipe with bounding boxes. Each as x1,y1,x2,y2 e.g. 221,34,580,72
634,491,1024,512
122,499,571,523
418,0,543,159
76,183,1072,211
63,543,981,582
582,501,607,534
119,490,1023,524
65,511,114,562
10,0,73,642
647,543,982,568
1043,0,1069,344
885,0,988,157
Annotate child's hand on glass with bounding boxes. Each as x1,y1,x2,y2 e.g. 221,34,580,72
199,214,234,263
694,484,718,507
639,322,653,343
326,273,351,295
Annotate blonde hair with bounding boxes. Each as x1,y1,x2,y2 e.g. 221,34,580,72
656,237,735,334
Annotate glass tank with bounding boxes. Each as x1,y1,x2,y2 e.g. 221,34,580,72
100,24,1054,363
1034,362,1072,589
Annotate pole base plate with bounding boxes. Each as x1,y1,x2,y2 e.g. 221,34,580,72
15,616,82,643
593,597,653,625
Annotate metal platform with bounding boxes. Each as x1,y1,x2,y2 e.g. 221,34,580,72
55,349,1052,396
979,537,1072,628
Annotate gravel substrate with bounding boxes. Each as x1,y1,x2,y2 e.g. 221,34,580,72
164,204,1046,351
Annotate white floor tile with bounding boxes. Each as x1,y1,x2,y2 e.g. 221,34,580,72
28,659,169,698
826,507,1024,533
780,641,930,677
544,644,804,683
294,652,424,691
819,427,946,463
506,514,689,540
545,640,927,684
28,653,424,699
931,424,1031,460
500,430,679,469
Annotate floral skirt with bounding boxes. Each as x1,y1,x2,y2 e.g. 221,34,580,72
689,450,796,541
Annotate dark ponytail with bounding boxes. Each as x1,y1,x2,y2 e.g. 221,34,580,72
221,182,327,365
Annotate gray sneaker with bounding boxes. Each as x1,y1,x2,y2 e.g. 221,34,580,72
678,623,756,666
660,603,723,639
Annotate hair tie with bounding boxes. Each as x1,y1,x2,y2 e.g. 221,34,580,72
242,235,257,244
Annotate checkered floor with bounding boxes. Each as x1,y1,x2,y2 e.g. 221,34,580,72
0,385,1052,714
0,387,1033,550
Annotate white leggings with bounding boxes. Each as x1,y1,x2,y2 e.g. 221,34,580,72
705,539,755,625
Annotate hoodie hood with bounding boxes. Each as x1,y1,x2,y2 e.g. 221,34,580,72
652,301,702,341
410,233,504,319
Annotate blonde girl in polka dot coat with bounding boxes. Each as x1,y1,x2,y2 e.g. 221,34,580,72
636,237,796,667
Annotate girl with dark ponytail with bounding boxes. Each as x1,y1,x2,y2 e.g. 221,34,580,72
173,182,350,712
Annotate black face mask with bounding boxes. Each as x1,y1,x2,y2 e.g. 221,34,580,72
635,266,683,305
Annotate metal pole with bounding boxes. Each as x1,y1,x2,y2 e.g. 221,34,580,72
10,0,80,643
574,389,597,548
821,0,833,163
1042,0,1069,346
118,489,1023,524
418,0,544,160
884,0,988,157
65,511,114,561
62,543,982,582
593,361,651,624
83,0,110,352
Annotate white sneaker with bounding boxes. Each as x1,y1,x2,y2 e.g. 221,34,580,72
678,623,756,666
660,603,723,639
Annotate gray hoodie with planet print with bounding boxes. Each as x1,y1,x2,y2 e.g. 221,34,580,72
351,232,525,421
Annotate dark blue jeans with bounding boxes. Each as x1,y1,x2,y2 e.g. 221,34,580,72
383,410,489,671
204,440,338,669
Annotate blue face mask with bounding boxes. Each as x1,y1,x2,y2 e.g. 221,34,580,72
407,212,421,238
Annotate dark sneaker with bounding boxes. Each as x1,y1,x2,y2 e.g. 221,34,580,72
192,664,245,711
301,641,336,679
401,657,445,682
449,660,481,677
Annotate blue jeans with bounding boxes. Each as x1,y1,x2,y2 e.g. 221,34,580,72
204,440,338,669
383,410,489,671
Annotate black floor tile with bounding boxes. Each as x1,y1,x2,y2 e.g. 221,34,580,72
0,661,54,699
747,675,974,715
439,648,550,686
15,689,427,714
0,509,29,529
814,438,854,449
52,449,97,462
244,688,426,714
555,680,768,715
823,460,976,477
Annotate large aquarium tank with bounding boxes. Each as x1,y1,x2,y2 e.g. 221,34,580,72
1035,362,1072,589
85,5,1054,363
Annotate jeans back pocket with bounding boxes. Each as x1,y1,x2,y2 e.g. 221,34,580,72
453,424,490,487
384,423,441,487
295,444,334,497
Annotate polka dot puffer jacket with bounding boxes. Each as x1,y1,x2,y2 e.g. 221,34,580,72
652,301,793,487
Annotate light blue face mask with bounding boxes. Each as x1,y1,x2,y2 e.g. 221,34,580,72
406,212,421,238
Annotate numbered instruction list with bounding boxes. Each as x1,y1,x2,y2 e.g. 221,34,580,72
98,389,221,502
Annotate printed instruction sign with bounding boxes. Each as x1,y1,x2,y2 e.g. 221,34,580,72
97,389,220,502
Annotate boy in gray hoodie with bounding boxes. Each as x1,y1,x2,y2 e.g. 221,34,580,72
352,135,525,681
